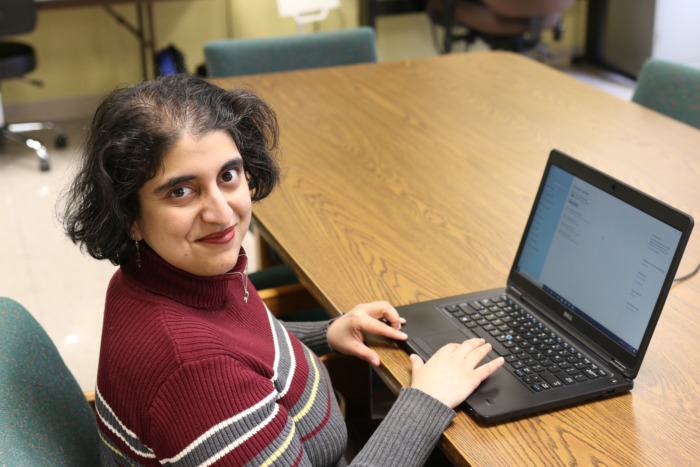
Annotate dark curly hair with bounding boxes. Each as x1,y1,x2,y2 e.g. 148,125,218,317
59,73,280,265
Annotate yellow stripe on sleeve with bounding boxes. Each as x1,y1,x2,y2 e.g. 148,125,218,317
292,348,321,423
260,423,297,467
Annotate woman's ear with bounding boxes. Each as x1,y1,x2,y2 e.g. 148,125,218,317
130,222,143,242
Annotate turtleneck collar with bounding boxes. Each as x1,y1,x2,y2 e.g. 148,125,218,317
121,243,248,310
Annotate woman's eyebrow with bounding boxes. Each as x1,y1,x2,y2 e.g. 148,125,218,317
222,157,244,171
153,175,196,195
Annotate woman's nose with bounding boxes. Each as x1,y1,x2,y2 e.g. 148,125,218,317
201,189,233,224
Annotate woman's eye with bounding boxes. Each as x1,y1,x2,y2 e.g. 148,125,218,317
170,186,193,198
221,169,238,183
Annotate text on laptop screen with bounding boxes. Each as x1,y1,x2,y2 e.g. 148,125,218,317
515,165,682,355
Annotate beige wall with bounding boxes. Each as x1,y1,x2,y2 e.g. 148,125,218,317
5,0,586,113
7,0,359,105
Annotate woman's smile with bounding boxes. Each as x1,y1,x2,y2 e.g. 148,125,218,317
197,226,236,244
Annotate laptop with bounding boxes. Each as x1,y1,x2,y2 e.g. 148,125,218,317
398,149,694,424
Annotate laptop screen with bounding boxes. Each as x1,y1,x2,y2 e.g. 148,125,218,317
514,165,682,356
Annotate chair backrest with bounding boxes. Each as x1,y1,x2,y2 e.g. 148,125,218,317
453,0,574,35
482,0,575,18
632,58,700,131
204,26,378,78
428,0,573,53
0,0,36,36
0,297,99,466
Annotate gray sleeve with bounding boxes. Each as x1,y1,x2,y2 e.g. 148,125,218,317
281,317,456,465
350,387,455,467
280,319,334,355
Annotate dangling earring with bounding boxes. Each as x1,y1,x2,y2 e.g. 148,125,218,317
134,240,142,269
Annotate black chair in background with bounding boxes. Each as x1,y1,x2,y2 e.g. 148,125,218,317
0,0,67,171
427,0,575,54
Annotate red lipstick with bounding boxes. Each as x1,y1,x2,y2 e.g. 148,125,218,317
198,226,235,244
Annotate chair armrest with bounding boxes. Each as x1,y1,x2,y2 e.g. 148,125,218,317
85,390,95,411
257,282,320,317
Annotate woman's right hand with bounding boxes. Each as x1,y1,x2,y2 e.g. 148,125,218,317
409,338,504,409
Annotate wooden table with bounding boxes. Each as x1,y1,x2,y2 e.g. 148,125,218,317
213,51,700,466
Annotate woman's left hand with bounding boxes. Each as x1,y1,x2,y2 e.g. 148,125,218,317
326,301,407,366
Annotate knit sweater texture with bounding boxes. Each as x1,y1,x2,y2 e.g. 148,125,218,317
95,245,455,466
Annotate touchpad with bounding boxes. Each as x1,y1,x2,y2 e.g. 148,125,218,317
419,330,468,353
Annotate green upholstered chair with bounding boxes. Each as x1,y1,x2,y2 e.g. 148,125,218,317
204,26,378,78
0,297,99,466
632,58,700,130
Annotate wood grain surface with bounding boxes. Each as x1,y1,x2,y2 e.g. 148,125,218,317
214,51,700,466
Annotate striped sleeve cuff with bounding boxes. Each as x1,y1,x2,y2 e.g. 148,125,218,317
350,387,455,467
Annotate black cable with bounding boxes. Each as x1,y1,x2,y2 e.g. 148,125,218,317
673,262,700,283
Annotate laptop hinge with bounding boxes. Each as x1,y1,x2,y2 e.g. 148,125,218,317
508,286,523,300
610,359,627,373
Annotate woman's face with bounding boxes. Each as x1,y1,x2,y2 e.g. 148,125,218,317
131,130,252,276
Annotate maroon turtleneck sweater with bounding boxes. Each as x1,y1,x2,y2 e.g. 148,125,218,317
94,245,455,466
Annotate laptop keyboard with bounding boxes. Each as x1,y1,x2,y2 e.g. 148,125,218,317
442,294,609,392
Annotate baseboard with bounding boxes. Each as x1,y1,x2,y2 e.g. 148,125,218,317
5,94,102,123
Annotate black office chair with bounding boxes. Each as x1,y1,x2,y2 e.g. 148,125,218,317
427,0,575,54
0,0,67,171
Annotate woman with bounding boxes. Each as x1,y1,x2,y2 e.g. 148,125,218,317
61,74,503,466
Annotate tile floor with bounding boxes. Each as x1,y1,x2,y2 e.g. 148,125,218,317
1,55,635,392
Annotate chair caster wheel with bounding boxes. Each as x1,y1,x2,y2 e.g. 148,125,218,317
55,134,68,149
